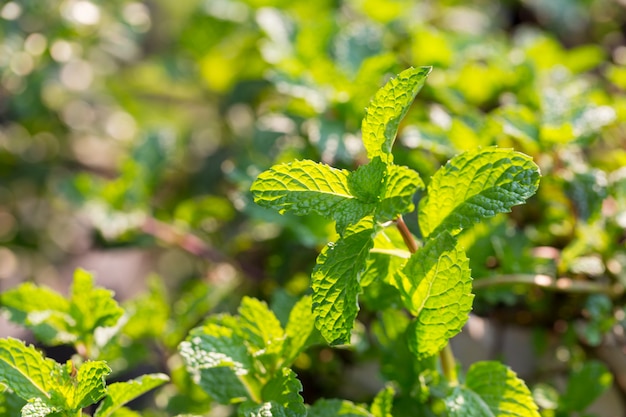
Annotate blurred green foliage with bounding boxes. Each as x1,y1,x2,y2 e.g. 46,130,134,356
2,0,626,415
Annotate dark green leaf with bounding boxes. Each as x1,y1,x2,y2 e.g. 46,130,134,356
312,218,377,345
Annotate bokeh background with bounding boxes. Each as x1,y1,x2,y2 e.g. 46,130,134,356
2,0,626,415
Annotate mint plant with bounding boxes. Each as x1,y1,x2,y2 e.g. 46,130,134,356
173,67,544,415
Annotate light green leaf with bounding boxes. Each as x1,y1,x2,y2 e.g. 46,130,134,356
67,360,111,409
95,373,169,417
251,160,380,234
376,165,424,223
0,283,74,345
361,66,431,164
70,269,124,340
418,147,540,238
179,324,254,404
312,218,377,345
393,233,473,359
308,399,373,417
0,338,57,402
446,361,540,417
250,160,352,217
238,297,284,357
560,360,612,412
282,296,315,365
370,384,395,417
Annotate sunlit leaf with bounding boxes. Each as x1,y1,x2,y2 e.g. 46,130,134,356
393,233,473,359
362,66,432,163
419,147,540,238
446,361,540,417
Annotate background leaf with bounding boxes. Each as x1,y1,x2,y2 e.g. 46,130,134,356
559,360,613,412
0,284,73,346
70,269,124,338
418,147,540,238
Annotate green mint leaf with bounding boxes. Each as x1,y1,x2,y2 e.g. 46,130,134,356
251,160,379,234
20,397,59,417
250,160,352,217
312,218,377,345
260,368,306,417
308,399,373,417
560,360,612,412
65,360,111,409
0,283,73,345
418,147,540,238
238,297,284,354
0,338,56,403
95,373,169,417
370,384,395,417
375,165,424,223
362,66,431,164
70,268,124,341
393,233,473,359
179,323,255,404
282,296,315,366
446,361,540,417
347,157,387,203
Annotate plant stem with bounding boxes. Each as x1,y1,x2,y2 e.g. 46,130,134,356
396,216,418,253
395,216,459,386
439,344,459,387
472,273,624,297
